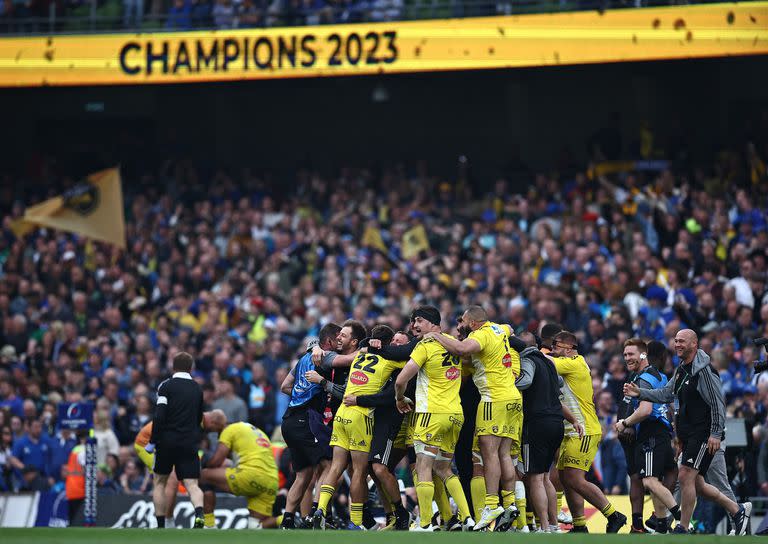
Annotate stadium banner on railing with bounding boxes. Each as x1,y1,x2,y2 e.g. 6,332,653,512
0,2,765,86
0,491,248,528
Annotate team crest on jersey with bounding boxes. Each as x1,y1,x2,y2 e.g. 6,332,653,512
502,353,512,368
350,371,369,385
426,433,432,440
445,367,460,380
492,426,499,433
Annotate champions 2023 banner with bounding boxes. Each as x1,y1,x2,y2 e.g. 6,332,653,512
0,2,766,86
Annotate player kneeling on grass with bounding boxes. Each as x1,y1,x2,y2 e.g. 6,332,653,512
201,421,279,529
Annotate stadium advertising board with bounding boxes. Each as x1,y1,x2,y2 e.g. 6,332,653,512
0,2,766,86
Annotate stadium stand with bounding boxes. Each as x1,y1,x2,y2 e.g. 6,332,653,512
0,104,767,532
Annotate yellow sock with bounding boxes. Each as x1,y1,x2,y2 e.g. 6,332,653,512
350,502,364,527
470,476,486,521
433,476,452,522
516,498,527,529
485,493,500,509
445,475,471,521
501,489,515,509
600,503,616,519
526,511,534,527
318,484,335,515
416,481,435,527
412,468,418,486
557,491,564,512
573,515,587,528
204,513,215,528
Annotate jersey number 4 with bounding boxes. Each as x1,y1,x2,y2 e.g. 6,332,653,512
353,354,379,373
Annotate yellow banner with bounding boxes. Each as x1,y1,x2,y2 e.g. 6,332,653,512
0,2,766,86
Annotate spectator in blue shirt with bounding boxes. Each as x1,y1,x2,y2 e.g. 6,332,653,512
0,379,24,418
50,429,77,483
167,0,192,29
10,420,53,483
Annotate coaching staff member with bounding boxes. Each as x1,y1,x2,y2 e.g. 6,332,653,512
147,352,205,529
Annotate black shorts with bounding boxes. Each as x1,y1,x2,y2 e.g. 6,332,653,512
680,434,715,475
622,442,639,476
522,417,564,474
154,443,200,480
635,433,676,480
369,413,405,469
282,408,331,472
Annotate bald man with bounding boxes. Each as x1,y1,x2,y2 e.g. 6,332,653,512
625,329,751,535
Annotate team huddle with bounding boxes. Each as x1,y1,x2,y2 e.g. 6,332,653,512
275,304,752,534
145,304,753,534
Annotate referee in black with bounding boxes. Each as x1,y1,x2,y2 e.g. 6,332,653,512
147,352,205,529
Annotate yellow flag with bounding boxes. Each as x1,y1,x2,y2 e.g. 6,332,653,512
402,224,430,260
10,167,126,248
362,224,388,253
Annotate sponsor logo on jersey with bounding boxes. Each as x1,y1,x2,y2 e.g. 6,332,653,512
502,353,512,368
350,371,369,385
445,367,460,380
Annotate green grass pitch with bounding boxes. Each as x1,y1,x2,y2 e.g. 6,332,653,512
0,528,763,543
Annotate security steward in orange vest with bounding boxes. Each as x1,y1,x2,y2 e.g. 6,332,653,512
64,432,88,526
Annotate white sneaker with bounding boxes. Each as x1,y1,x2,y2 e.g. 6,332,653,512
463,517,476,531
247,517,263,530
557,510,573,524
549,525,562,533
474,507,504,531
412,523,438,531
203,526,218,530
520,525,531,533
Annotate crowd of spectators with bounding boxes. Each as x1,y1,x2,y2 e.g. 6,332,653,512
0,118,767,530
0,0,727,33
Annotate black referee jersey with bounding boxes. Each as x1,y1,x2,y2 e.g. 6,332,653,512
150,371,204,448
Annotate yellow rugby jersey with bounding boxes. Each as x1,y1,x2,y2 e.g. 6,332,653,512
468,322,520,402
551,355,601,437
345,353,405,417
411,335,462,413
219,422,278,474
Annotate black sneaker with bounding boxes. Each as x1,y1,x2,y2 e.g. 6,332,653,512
312,509,325,530
569,526,589,533
732,502,752,536
193,516,204,529
672,525,688,534
394,509,410,531
645,514,658,532
606,512,627,534
445,514,463,531
280,513,296,530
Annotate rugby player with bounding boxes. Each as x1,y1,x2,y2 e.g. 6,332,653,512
549,331,627,533
201,421,279,529
424,305,521,531
312,320,402,530
394,305,474,531
344,327,412,530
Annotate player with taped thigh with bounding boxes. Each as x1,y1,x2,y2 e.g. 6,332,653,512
201,421,279,529
366,315,457,530
426,305,522,531
395,305,474,532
